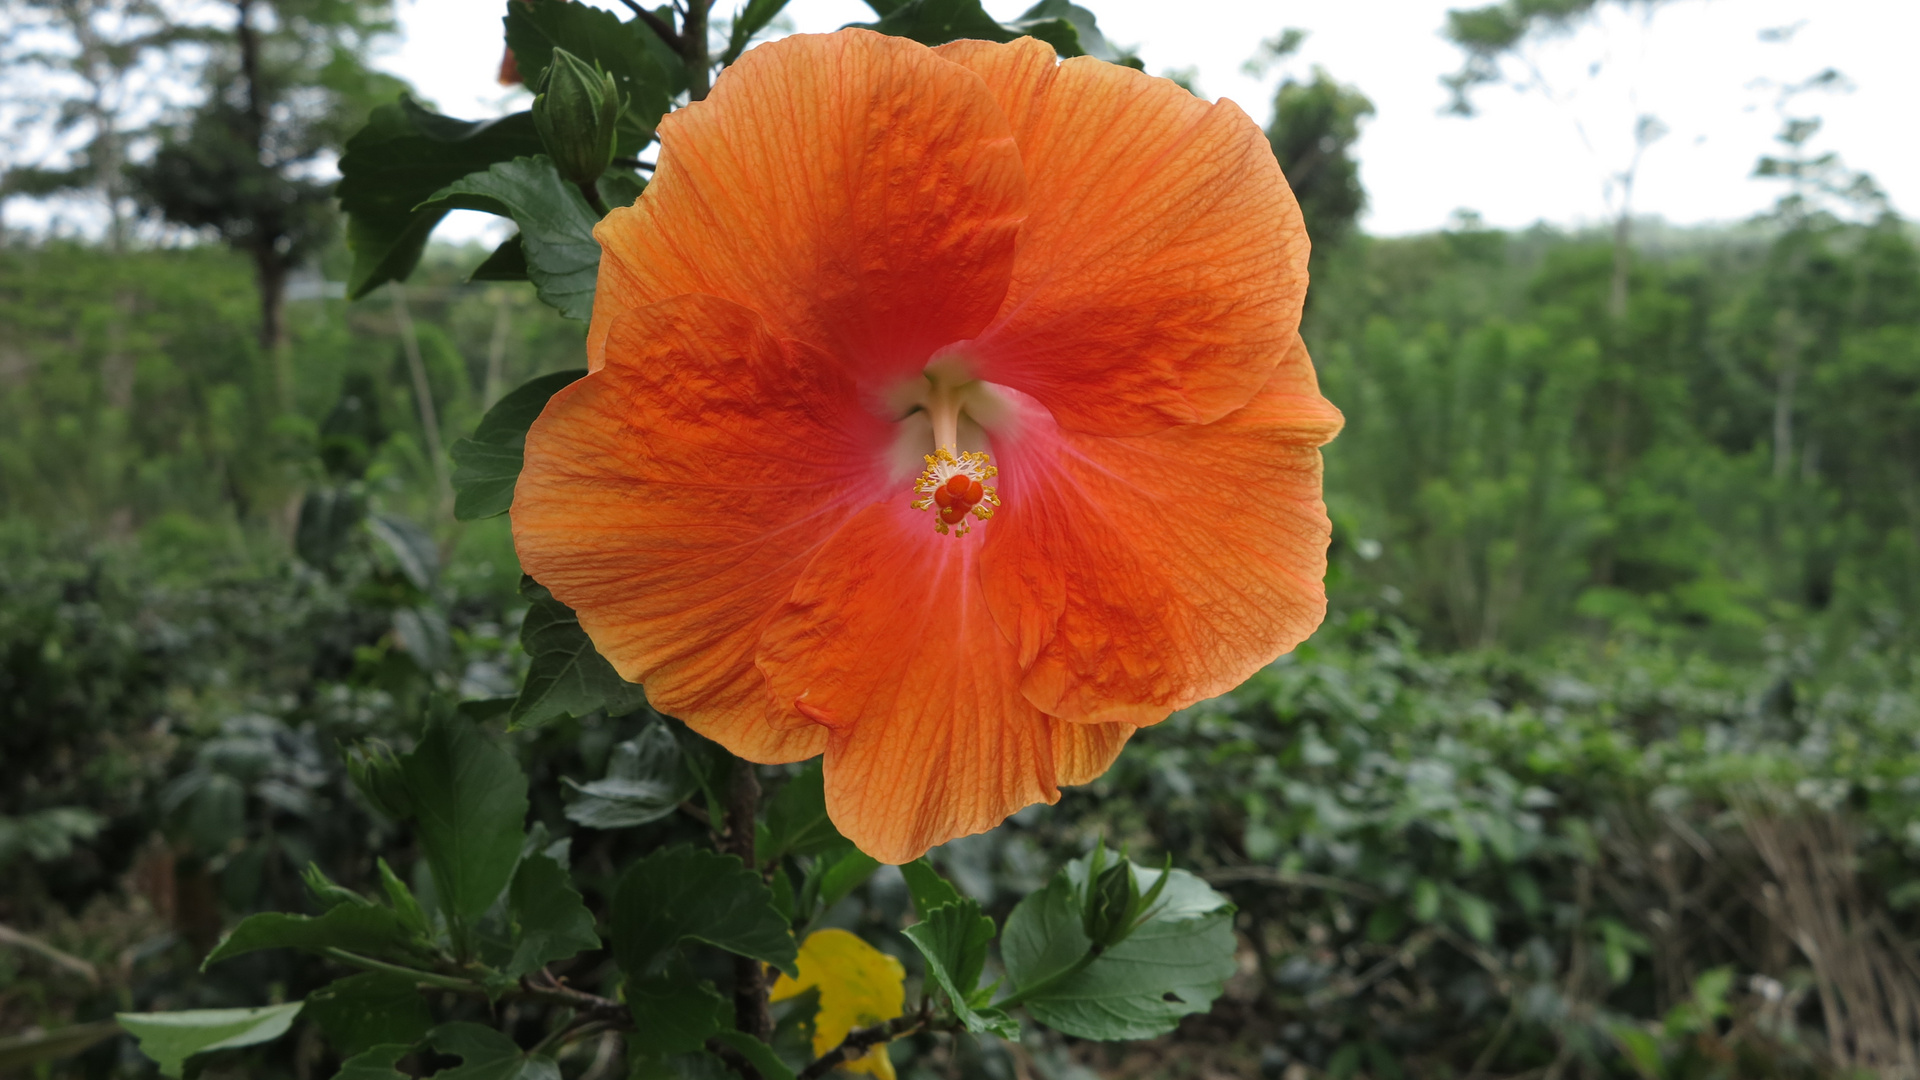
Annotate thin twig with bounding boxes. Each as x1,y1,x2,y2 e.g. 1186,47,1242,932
391,284,450,514
798,1002,938,1080
323,949,628,1022
616,0,681,50
1203,865,1383,902
533,1016,615,1059
0,923,101,985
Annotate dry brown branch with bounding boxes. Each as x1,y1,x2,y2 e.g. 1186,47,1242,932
1740,803,1920,1078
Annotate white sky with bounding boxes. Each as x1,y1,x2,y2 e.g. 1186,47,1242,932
6,0,1910,241
383,0,1920,239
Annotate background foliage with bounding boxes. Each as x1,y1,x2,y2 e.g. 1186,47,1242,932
3,0,1919,1077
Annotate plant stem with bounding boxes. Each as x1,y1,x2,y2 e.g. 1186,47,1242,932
798,1002,939,1080
533,1016,615,1059
322,948,477,994
578,180,609,217
724,757,772,1043
323,950,628,1024
617,0,682,50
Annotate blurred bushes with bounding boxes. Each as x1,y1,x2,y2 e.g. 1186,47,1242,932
1311,213,1920,656
3,209,1919,1076
1045,607,1918,1076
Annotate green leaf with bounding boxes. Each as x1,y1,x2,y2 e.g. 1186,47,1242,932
117,1002,305,1078
504,0,673,146
329,1044,412,1080
1411,878,1441,922
628,958,731,1056
1448,888,1495,943
900,857,964,920
597,170,646,210
710,1032,795,1080
202,904,426,967
511,577,649,729
723,0,793,63
860,0,1010,46
367,514,439,591
860,0,1084,56
304,862,374,911
632,1049,736,1080
400,717,530,934
338,96,544,298
613,844,798,978
417,156,601,321
468,234,528,282
768,986,820,1070
761,761,842,861
797,843,880,925
305,973,431,1058
504,852,601,979
379,858,432,939
450,369,586,520
563,721,695,829
1010,0,1113,58
903,900,1014,1038
295,486,365,570
427,1023,560,1080
1327,1042,1362,1080
815,848,880,912
999,858,1235,1040
1609,1023,1664,1080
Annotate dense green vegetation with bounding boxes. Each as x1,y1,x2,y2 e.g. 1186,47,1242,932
5,197,1917,1078
4,0,1918,1073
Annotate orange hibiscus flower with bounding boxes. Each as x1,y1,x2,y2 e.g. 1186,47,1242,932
512,29,1343,864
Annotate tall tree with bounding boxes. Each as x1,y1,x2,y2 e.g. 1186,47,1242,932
1442,0,1668,321
1747,54,1884,489
1247,30,1375,255
0,0,190,250
129,0,403,354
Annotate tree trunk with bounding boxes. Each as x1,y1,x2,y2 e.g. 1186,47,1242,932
1607,209,1631,323
1589,208,1634,587
722,761,772,1043
680,0,711,101
254,246,287,353
233,0,286,360
66,0,128,252
1772,309,1802,482
233,0,267,145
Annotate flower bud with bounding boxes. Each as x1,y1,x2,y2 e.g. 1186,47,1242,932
1081,851,1136,947
303,862,369,910
532,48,620,186
1077,843,1175,951
345,740,413,821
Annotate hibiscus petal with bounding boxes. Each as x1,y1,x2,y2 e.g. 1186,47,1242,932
940,43,1309,437
932,37,1059,148
513,293,895,762
588,30,1027,386
981,335,1343,724
758,501,1111,863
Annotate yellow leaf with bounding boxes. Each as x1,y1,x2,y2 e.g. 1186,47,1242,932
770,929,906,1079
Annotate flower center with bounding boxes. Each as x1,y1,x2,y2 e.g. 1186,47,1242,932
902,359,1003,536
911,447,998,535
